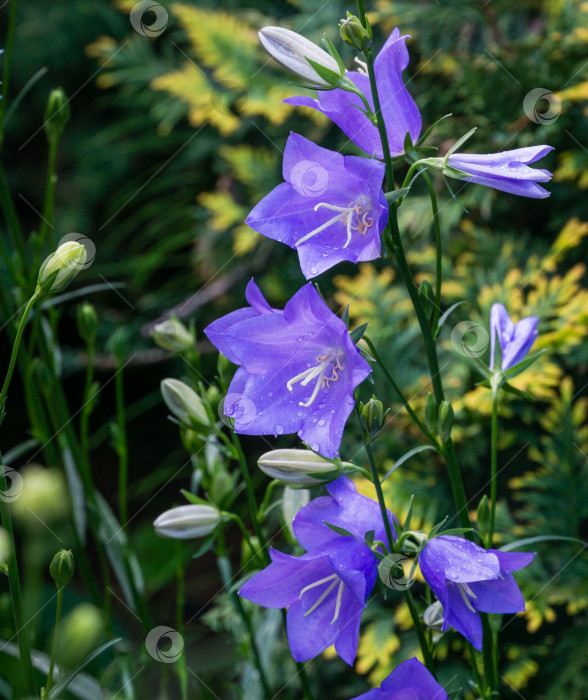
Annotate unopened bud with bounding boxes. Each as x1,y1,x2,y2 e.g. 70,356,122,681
425,392,437,432
161,378,212,431
50,549,75,590
151,317,194,353
476,494,490,536
362,396,384,433
438,400,454,443
44,87,70,143
423,600,444,632
109,327,128,365
339,13,372,51
77,302,98,345
37,241,87,294
258,26,341,87
153,504,220,539
419,279,435,312
258,448,341,486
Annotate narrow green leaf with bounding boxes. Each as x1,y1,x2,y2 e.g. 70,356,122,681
437,301,468,331
350,322,368,343
48,639,122,698
416,113,452,147
385,187,410,205
323,521,355,538
500,535,587,552
382,445,437,482
502,350,546,380
402,495,415,534
445,127,477,157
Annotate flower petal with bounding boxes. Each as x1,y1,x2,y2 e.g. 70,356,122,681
501,316,539,370
469,573,526,614
420,536,500,584
380,657,448,699
443,583,484,650
491,549,536,573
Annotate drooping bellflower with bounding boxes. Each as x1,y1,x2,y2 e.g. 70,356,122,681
246,133,388,278
240,477,395,664
419,535,535,650
349,657,448,700
204,281,371,458
284,29,421,158
489,303,539,371
447,146,554,198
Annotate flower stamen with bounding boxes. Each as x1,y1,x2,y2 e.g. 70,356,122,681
303,579,339,617
294,199,374,248
330,580,345,624
287,351,345,407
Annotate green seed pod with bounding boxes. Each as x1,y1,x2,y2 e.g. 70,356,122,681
425,392,437,432
77,301,98,345
339,13,372,51
151,317,194,353
50,549,75,590
44,87,70,143
438,400,454,443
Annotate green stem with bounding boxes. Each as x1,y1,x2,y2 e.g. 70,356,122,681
0,0,19,143
0,164,28,279
363,335,439,447
38,137,58,261
42,587,63,699
422,172,442,331
363,434,436,677
175,541,188,700
0,292,38,412
80,340,96,489
0,296,39,694
115,362,129,527
488,380,499,547
361,28,471,533
231,432,269,564
481,614,498,692
216,529,272,700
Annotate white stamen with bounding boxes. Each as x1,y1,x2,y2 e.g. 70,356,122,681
330,580,345,624
295,212,345,247
354,57,368,75
299,573,338,599
457,583,477,613
303,579,339,617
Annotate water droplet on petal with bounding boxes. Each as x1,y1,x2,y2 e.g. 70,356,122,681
275,424,284,435
317,419,326,427
311,442,320,451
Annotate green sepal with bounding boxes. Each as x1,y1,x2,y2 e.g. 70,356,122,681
385,187,411,205
323,521,355,538
305,57,341,86
445,127,478,157
415,113,453,147
502,350,546,380
350,321,368,343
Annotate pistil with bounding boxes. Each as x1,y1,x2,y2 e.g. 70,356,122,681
286,351,345,407
295,198,374,249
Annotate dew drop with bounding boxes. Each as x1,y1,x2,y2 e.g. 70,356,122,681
317,419,326,427
275,424,284,435
311,443,320,451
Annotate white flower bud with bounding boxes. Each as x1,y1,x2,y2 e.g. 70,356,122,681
153,504,220,539
258,26,341,87
258,448,342,486
161,378,211,431
151,317,194,353
37,241,87,294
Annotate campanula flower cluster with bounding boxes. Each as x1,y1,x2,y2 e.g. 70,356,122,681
193,15,550,699
240,476,396,664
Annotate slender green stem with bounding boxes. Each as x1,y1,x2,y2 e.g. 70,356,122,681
422,172,442,331
363,335,439,447
360,27,471,532
363,439,396,549
363,434,436,676
42,587,63,699
216,529,272,699
488,379,499,546
175,541,189,700
231,432,269,564
80,339,96,488
38,137,58,261
0,0,19,143
0,295,39,694
0,164,28,279
481,614,498,692
115,362,129,527
0,292,38,412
